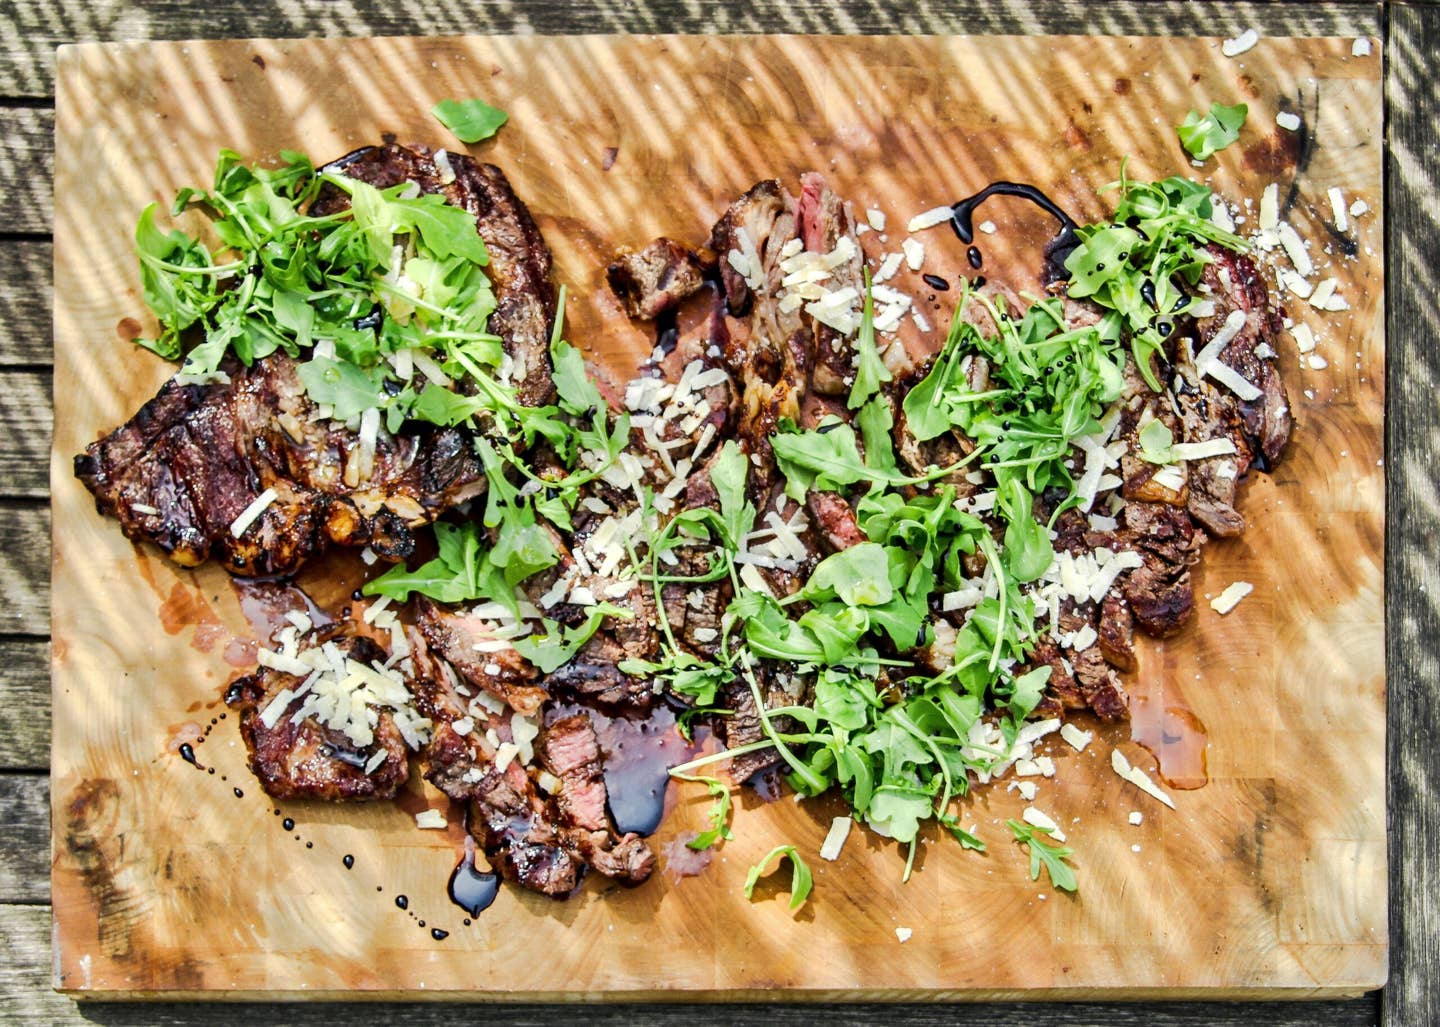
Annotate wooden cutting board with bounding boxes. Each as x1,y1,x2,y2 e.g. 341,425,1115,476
49,34,1385,999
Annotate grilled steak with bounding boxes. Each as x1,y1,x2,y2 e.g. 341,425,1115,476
226,634,410,801
75,352,485,576
413,597,549,716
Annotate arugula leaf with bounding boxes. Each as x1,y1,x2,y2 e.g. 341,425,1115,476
674,774,734,851
1137,418,1175,464
297,357,386,422
432,97,510,144
549,286,603,415
362,521,507,606
709,440,755,547
997,479,1054,583
857,395,897,473
393,192,490,266
743,845,813,911
513,604,631,673
1177,101,1248,161
804,543,894,607
848,268,892,409
620,650,731,707
1006,819,1078,892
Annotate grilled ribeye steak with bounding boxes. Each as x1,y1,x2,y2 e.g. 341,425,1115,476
75,351,486,576
226,633,410,801
77,144,558,576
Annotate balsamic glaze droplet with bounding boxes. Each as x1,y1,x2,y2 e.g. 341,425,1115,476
178,743,201,769
282,818,295,832
449,853,501,918
949,182,1080,281
966,246,983,270
654,309,680,357
921,273,950,291
342,854,355,870
431,928,450,941
1140,279,1157,309
973,276,987,289
395,894,409,910
233,787,244,798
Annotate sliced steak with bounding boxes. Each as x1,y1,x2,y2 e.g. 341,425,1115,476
1172,370,1255,537
226,634,409,800
1120,500,1204,637
1193,245,1292,467
1097,594,1137,673
1071,647,1129,721
314,143,556,406
797,172,866,396
413,597,548,715
607,237,709,320
75,352,485,576
536,715,655,884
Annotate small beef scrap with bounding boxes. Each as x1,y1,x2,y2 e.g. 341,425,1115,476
313,143,557,406
413,597,548,715
76,352,486,576
1070,647,1129,722
227,634,409,801
1097,594,1137,673
606,237,709,320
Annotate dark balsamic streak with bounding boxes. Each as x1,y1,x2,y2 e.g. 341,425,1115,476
950,181,1081,280
922,273,950,291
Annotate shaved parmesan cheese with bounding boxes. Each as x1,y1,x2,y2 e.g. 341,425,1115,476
1193,309,1247,370
1110,749,1176,809
1277,222,1314,276
415,809,448,830
131,502,160,516
363,749,388,775
1275,111,1301,132
901,237,925,270
907,206,953,232
1023,806,1066,843
1328,187,1349,232
1352,38,1372,57
230,488,279,538
1222,28,1259,57
493,741,520,772
866,208,886,231
1170,438,1237,461
895,927,913,943
1016,780,1038,801
1308,353,1329,370
1258,183,1279,231
1060,723,1093,752
873,252,903,283
1150,464,1186,493
978,220,997,235
1277,268,1313,298
1350,199,1369,218
1209,580,1254,615
1292,322,1317,354
1207,361,1263,402
819,816,853,861
1128,811,1144,826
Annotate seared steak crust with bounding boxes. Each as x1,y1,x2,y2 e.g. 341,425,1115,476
75,352,485,576
227,634,409,801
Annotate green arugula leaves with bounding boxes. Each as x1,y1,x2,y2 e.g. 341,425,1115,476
432,97,510,144
743,845,814,911
1006,819,1079,892
1177,101,1248,161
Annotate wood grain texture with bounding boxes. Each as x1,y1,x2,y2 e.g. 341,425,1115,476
0,775,49,902
0,502,49,634
0,902,1388,1027
0,640,50,769
0,369,50,497
0,107,53,234
47,34,1385,1000
0,241,53,366
0,0,1382,99
1383,6,1440,1027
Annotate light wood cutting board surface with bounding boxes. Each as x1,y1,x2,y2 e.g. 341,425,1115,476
50,34,1384,999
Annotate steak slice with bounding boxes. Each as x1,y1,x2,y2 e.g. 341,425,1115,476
797,172,866,396
607,237,709,320
536,715,655,884
226,634,409,801
1193,245,1292,467
75,352,485,576
1120,500,1204,637
314,143,557,406
413,597,548,715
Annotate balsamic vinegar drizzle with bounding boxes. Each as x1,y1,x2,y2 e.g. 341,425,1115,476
950,181,1081,281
